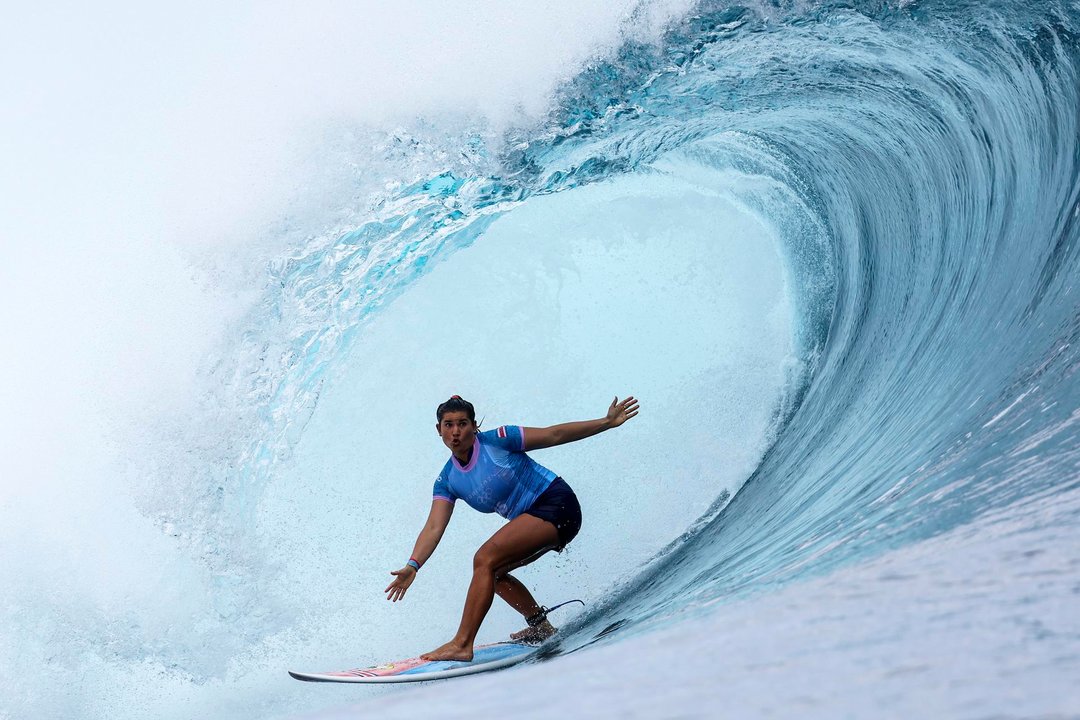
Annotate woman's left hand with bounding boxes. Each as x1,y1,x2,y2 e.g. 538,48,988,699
606,396,640,428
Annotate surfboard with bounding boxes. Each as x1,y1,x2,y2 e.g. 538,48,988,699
288,641,537,683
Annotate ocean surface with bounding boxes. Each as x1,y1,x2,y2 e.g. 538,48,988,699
2,0,1078,718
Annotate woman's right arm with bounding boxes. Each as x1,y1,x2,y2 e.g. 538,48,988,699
384,499,454,602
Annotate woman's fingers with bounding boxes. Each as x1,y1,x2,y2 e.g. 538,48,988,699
609,395,639,425
385,569,412,600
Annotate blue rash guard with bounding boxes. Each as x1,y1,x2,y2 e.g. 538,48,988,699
432,425,557,520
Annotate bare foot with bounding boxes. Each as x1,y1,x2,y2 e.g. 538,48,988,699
421,640,474,662
510,618,557,644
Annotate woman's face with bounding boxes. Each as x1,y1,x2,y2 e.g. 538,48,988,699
437,410,477,455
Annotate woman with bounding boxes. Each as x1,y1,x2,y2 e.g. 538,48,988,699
384,394,640,662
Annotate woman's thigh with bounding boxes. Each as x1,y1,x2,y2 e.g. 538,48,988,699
475,513,560,574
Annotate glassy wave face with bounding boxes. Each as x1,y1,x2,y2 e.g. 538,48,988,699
239,0,1080,647
546,0,1080,644
6,0,1080,718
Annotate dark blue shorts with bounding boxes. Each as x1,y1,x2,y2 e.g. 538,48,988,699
524,477,581,550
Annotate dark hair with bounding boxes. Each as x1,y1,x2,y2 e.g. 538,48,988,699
436,395,476,422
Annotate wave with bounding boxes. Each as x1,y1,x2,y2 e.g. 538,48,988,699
4,0,1079,718
209,0,1080,651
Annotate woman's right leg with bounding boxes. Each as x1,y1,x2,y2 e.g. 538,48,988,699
421,513,559,661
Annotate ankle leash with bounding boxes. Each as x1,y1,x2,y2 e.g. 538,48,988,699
525,599,585,628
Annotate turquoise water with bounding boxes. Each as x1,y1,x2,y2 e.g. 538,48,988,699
3,0,1078,718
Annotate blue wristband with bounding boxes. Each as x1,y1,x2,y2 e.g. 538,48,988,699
407,558,421,572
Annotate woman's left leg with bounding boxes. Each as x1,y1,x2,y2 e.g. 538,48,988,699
421,513,559,661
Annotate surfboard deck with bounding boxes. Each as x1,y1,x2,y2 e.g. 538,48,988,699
288,641,537,683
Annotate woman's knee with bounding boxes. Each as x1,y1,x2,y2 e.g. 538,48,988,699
473,545,500,573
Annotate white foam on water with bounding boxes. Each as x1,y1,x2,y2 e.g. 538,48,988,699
311,480,1080,720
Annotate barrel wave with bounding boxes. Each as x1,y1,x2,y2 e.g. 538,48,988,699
3,0,1079,718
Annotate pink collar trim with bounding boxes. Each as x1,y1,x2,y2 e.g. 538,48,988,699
452,437,480,472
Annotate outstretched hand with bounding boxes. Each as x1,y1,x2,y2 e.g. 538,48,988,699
385,566,416,602
606,396,640,428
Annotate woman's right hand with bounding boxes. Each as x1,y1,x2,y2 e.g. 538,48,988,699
384,566,417,602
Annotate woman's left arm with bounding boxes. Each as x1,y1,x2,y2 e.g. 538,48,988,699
522,396,639,451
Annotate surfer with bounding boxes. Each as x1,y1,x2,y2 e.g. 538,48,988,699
384,394,639,662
